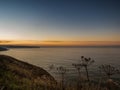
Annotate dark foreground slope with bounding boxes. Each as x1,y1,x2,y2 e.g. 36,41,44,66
0,55,56,90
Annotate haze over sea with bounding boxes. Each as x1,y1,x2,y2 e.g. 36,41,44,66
0,47,120,81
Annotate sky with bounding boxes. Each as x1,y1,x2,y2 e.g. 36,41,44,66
0,0,120,46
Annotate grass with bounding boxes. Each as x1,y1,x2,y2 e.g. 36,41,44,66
0,55,120,90
0,55,56,90
49,56,120,90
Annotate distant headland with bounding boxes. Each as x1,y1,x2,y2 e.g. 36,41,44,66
0,47,8,51
0,45,40,49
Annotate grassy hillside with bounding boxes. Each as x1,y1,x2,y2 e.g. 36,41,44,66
0,55,119,90
0,55,56,90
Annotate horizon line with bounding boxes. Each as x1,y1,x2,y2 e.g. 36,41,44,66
0,40,120,46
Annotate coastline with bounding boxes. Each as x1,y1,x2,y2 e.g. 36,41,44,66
0,47,8,51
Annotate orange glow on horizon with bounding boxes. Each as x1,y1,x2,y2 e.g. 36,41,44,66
0,40,120,46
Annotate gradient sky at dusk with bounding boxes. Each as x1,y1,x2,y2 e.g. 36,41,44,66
0,0,120,46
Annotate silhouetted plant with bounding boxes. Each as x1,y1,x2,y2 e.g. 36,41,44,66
99,65,120,79
48,64,58,89
48,64,55,71
48,65,69,90
56,66,68,90
81,56,94,83
72,63,83,77
99,65,120,90
72,63,83,90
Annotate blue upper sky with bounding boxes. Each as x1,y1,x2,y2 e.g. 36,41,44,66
0,0,120,41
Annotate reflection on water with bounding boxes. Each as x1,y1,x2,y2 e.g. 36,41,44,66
0,47,120,80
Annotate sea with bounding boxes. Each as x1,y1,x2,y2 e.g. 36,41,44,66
0,47,120,82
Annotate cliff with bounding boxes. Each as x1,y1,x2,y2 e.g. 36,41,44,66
0,55,56,90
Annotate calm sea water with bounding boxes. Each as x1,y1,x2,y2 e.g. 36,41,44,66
0,47,120,81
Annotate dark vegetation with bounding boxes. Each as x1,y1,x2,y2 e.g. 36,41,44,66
49,56,120,90
0,55,56,90
0,55,120,90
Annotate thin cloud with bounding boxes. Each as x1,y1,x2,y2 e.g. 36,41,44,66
0,41,12,43
43,41,65,42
